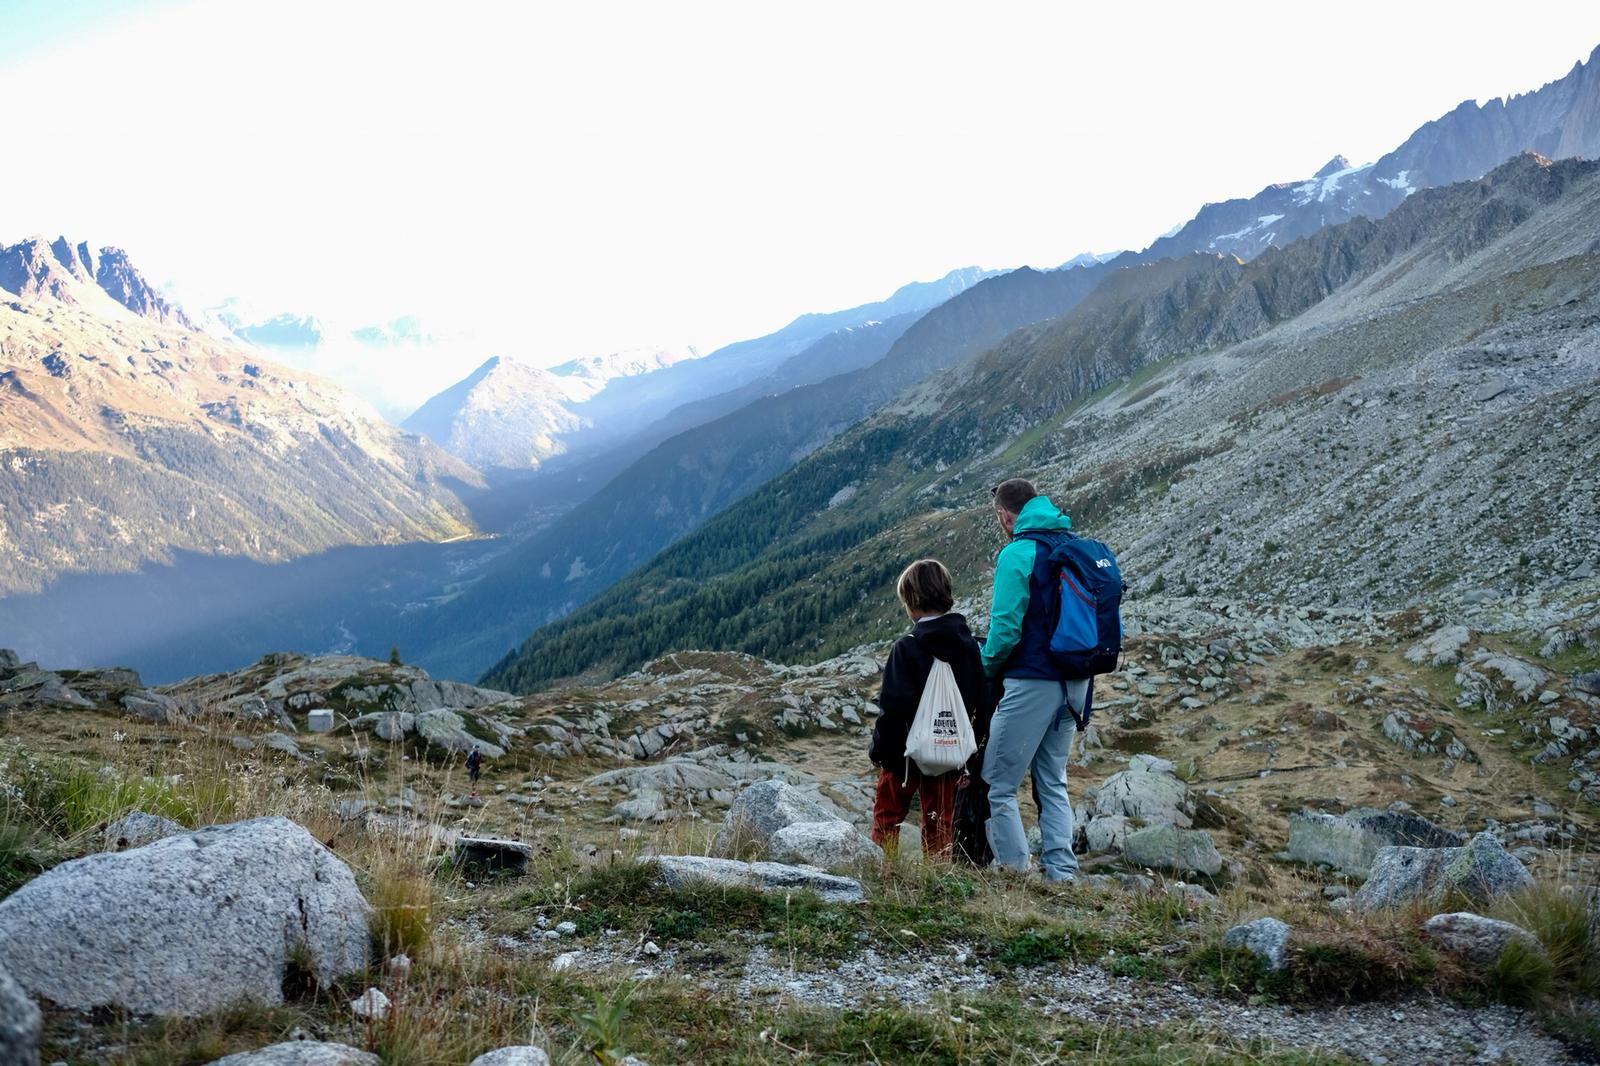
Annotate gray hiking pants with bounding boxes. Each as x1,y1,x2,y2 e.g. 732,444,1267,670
982,676,1088,880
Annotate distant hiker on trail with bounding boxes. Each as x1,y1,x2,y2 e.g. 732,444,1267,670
869,559,986,859
466,745,483,796
980,478,1090,882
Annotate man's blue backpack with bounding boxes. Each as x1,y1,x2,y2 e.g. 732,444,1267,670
1024,531,1125,678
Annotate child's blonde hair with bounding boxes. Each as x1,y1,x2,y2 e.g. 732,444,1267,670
896,558,954,615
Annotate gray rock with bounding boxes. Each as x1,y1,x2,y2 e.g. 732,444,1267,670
1404,625,1471,667
468,1048,552,1066
122,689,182,723
454,836,531,875
0,964,40,1066
1574,672,1600,697
767,820,883,871
1222,916,1291,970
1092,766,1193,828
1353,832,1533,910
208,1041,381,1066
414,709,505,757
356,711,416,742
1122,824,1223,876
613,789,667,822
1166,881,1218,906
1422,912,1545,969
713,779,844,855
0,817,369,1016
1084,814,1129,853
1286,808,1464,874
307,709,335,733
0,649,18,675
102,810,186,850
261,732,306,759
1473,376,1508,402
350,987,390,1020
649,855,865,904
335,799,373,821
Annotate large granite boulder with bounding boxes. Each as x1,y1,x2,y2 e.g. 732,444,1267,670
0,964,40,1066
768,820,883,870
208,1042,381,1066
1122,824,1223,876
649,855,865,904
1422,912,1545,969
415,709,505,757
713,780,853,856
1092,764,1193,828
1353,832,1534,910
1286,808,1464,874
0,817,369,1016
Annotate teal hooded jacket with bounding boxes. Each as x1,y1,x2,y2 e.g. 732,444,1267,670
980,495,1072,677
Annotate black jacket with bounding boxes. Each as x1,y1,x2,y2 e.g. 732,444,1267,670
870,613,989,778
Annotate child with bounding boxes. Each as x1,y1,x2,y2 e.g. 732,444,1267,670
868,558,988,858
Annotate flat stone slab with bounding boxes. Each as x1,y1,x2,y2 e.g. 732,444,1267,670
208,1041,381,1066
1473,376,1508,402
648,854,865,904
454,836,532,875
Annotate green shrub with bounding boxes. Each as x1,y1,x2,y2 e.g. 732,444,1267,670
652,909,705,940
998,928,1070,968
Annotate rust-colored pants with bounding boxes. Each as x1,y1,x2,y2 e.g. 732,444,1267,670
871,764,961,858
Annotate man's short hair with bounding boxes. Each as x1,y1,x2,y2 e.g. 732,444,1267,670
896,558,955,615
991,478,1037,515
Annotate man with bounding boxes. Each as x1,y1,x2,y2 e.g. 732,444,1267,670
979,478,1089,882
466,744,483,796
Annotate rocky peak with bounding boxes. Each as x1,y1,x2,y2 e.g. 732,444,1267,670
93,246,194,329
0,237,81,303
47,236,93,281
0,234,195,330
1313,155,1352,179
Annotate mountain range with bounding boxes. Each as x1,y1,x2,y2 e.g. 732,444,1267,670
1146,43,1600,263
0,235,478,597
484,152,1600,690
2,45,1598,690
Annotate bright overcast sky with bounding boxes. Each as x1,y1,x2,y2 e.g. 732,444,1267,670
2,1,1597,389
